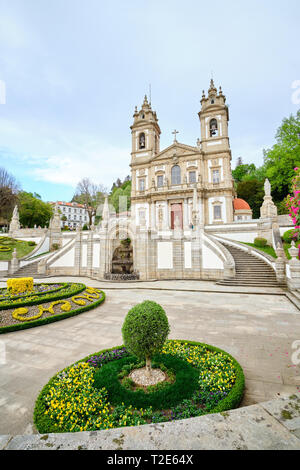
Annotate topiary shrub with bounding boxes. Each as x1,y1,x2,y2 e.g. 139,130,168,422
122,300,170,377
282,229,299,244
254,237,268,247
28,241,36,246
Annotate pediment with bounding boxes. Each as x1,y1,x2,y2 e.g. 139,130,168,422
151,142,199,163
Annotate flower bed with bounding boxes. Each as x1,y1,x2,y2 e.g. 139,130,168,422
0,283,105,334
34,340,245,433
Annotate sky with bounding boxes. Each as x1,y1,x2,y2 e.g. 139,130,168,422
0,0,299,202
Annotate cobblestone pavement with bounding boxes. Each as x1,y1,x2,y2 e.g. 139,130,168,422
0,277,299,435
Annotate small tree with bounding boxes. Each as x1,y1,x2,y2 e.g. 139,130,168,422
122,300,170,377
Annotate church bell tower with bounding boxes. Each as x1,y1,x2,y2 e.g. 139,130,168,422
130,95,161,162
198,79,230,154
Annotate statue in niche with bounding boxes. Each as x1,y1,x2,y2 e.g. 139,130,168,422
157,206,164,230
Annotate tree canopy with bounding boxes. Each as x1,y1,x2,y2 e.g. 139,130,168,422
18,192,53,228
72,177,107,227
0,167,20,223
109,177,131,213
233,109,300,215
263,110,300,201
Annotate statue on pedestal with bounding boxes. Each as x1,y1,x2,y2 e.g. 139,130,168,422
260,179,277,219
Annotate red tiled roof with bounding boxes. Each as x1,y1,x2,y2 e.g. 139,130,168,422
233,198,251,210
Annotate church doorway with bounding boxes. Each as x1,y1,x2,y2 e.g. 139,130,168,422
170,203,183,229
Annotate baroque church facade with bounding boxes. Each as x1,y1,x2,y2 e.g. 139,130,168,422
130,79,241,231
29,81,267,283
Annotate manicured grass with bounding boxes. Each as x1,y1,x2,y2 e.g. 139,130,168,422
0,236,36,260
240,240,300,260
241,242,277,258
94,354,199,410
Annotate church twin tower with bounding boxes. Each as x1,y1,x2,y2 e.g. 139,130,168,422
129,80,235,229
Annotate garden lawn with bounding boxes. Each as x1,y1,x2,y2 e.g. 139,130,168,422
241,242,277,258
0,237,36,260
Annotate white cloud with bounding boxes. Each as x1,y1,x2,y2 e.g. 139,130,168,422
30,145,130,188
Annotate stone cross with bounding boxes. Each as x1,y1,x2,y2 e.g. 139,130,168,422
172,129,179,142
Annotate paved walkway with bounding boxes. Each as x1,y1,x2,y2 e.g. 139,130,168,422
0,277,300,436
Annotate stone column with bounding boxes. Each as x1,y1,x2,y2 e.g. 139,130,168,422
74,227,82,276
87,229,94,277
183,198,189,230
275,243,286,285
9,249,19,275
288,241,300,290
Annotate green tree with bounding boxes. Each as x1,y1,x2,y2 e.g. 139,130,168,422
110,179,131,213
72,178,107,227
236,179,265,219
18,192,53,228
122,300,170,377
0,167,20,223
263,110,300,201
232,163,257,183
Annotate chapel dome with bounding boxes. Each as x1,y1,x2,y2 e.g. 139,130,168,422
233,198,251,211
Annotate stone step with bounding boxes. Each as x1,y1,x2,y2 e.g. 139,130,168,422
218,241,280,287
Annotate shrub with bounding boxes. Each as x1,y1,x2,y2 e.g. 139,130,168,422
7,277,34,295
28,241,36,246
93,354,199,410
51,243,60,251
282,229,299,244
254,237,268,247
122,300,170,376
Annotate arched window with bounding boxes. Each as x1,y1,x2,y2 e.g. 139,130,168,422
210,118,218,137
171,165,181,185
139,132,145,149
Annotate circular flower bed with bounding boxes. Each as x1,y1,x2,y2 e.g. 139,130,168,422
34,340,245,433
0,282,105,334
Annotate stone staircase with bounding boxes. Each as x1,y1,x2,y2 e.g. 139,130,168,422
217,242,279,287
11,260,48,278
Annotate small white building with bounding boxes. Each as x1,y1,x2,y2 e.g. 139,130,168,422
50,201,94,229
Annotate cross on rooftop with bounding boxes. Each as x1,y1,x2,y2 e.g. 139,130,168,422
172,129,179,142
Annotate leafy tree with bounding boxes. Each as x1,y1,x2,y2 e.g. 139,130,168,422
263,110,300,201
122,300,170,377
232,163,258,183
72,178,107,227
236,179,265,219
110,179,131,213
18,192,53,228
0,167,20,223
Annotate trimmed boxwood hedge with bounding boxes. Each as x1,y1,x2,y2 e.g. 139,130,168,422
0,282,67,301
94,353,199,410
33,339,245,433
0,282,86,311
0,289,106,334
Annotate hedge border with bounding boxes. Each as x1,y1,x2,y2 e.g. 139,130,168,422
0,282,68,303
0,283,86,311
0,289,106,334
93,353,200,410
33,339,245,434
